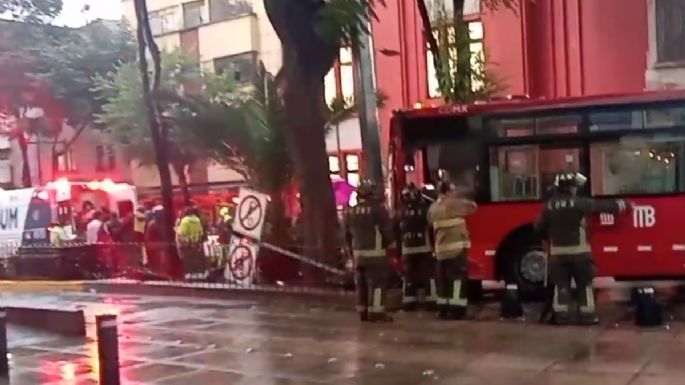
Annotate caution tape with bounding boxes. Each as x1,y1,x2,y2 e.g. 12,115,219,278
259,242,347,276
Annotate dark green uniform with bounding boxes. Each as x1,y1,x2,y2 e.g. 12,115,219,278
536,195,627,323
427,192,477,320
344,199,395,322
398,198,435,310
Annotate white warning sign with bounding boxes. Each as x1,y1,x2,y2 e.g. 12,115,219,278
224,236,258,286
233,188,269,241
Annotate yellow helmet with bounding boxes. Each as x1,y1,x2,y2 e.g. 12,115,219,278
219,206,232,219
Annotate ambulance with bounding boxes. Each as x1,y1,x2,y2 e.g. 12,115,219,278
0,178,137,250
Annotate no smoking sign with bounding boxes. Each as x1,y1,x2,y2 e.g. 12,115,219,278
233,188,269,241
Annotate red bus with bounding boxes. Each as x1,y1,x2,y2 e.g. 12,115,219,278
389,90,685,296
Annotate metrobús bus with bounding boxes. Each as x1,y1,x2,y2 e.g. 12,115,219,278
389,90,685,296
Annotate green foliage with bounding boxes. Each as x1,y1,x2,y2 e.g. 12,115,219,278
429,1,503,103
316,0,384,44
94,51,204,168
36,21,137,127
0,0,62,23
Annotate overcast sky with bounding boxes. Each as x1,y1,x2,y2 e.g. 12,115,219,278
52,0,123,27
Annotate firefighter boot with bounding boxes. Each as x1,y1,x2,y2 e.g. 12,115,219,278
368,312,394,323
445,305,468,321
437,304,448,320
551,312,572,326
577,313,600,326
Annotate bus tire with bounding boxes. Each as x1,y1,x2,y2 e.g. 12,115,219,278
505,245,546,301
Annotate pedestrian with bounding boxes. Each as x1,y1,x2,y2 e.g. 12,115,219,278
344,179,396,323
144,206,166,274
427,181,477,320
176,207,206,277
86,211,103,245
398,183,435,311
133,206,147,243
536,172,629,325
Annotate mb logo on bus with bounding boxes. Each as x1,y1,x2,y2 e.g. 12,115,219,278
633,206,655,228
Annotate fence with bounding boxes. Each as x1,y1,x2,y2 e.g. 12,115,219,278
0,239,366,291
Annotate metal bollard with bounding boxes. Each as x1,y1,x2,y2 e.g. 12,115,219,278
96,314,120,385
0,308,7,377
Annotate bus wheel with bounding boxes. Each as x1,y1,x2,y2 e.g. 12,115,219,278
509,246,546,300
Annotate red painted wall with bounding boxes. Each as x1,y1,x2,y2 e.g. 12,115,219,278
372,0,648,158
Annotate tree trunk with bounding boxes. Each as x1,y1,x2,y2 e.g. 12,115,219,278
417,0,443,81
172,162,192,206
452,0,472,95
283,69,339,277
264,0,343,281
133,0,183,279
17,133,31,187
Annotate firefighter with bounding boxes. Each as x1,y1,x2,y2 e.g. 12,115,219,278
536,172,629,325
398,183,435,311
344,179,396,322
427,181,477,320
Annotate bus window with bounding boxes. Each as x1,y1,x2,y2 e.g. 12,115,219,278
644,106,685,129
536,115,580,135
590,137,685,196
490,145,583,201
589,110,643,132
490,146,539,201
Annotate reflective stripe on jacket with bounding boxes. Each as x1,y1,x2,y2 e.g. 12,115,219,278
427,194,476,260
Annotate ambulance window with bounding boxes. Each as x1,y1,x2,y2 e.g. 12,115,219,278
590,137,685,196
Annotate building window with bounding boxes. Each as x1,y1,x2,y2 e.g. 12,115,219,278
656,0,685,63
57,149,76,172
208,0,252,22
149,7,180,35
324,47,355,108
328,152,361,187
345,153,360,186
95,145,116,172
427,20,484,98
213,52,257,84
183,0,205,29
590,137,684,196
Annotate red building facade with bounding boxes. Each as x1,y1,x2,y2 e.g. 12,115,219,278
371,0,649,157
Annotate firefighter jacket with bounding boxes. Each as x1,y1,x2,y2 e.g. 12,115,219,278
427,194,477,260
344,200,395,265
536,196,627,257
399,200,431,255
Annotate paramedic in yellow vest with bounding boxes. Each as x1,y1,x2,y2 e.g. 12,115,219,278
176,207,206,277
344,179,396,323
427,181,477,320
134,206,147,243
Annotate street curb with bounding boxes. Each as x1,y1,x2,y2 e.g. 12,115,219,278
84,281,356,307
5,306,86,336
0,280,85,292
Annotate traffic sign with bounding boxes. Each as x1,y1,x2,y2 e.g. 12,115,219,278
233,188,269,241
224,236,258,286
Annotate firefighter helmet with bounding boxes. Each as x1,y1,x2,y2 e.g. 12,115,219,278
356,178,378,199
553,172,578,189
401,183,421,203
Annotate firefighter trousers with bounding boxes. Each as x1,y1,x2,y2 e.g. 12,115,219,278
436,252,469,317
402,252,436,307
355,259,390,317
548,254,596,318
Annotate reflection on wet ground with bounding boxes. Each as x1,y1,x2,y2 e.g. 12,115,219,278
0,291,684,384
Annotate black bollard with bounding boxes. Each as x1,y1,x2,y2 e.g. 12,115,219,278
500,284,524,319
634,287,663,327
0,308,8,377
96,314,120,385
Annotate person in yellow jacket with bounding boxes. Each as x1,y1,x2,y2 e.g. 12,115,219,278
427,181,477,320
176,207,206,277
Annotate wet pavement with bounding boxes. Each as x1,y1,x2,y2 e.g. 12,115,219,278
0,290,683,384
